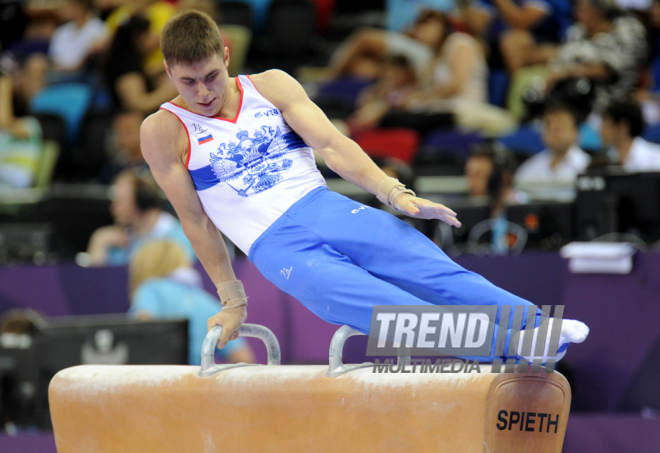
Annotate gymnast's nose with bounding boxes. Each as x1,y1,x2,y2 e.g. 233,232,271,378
197,83,210,99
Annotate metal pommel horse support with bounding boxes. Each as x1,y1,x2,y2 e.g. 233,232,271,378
199,323,281,377
326,325,411,377
199,323,410,379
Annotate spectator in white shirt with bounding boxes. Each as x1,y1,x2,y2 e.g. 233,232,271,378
48,0,109,72
600,99,660,172
16,0,108,103
515,102,591,186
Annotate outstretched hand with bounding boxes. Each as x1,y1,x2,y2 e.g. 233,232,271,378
393,194,461,227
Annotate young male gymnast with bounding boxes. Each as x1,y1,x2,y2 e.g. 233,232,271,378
140,10,589,362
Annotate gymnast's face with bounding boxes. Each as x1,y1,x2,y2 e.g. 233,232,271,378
165,49,231,117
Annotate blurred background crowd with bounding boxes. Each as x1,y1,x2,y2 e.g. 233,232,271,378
2,0,660,263
1,0,660,444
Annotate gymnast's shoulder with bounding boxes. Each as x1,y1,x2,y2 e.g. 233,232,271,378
140,109,188,163
247,70,308,107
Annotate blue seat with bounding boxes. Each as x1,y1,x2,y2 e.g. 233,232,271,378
420,129,485,161
317,78,373,106
30,83,93,146
497,124,545,155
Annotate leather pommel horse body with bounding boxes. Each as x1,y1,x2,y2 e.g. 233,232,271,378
49,325,571,453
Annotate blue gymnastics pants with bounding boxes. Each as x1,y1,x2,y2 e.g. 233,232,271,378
249,187,536,360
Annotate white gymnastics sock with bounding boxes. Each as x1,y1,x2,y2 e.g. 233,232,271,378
515,318,589,364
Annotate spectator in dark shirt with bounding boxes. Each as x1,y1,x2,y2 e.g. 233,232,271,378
529,0,647,112
103,15,177,114
458,0,572,73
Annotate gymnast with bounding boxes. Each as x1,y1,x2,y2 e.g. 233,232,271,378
140,10,589,363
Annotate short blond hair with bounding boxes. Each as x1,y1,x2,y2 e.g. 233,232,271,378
129,240,191,298
161,10,224,66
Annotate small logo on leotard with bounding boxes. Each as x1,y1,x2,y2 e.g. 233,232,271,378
351,205,367,214
280,267,292,280
255,109,280,118
191,123,209,135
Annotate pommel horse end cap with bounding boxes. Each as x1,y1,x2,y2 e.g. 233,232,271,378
49,324,572,453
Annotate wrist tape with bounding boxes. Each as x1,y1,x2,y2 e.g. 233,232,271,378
216,280,247,310
376,177,416,209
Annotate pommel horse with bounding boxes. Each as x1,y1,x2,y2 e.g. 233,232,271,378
49,324,571,452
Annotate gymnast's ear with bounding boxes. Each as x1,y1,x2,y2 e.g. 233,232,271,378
223,46,230,70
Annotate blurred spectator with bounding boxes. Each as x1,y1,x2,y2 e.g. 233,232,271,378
105,0,177,77
101,111,149,182
94,0,122,20
414,22,487,105
128,240,255,365
400,16,517,135
386,0,454,32
85,169,195,266
113,111,146,168
329,10,449,80
16,0,109,103
333,11,513,136
102,15,177,114
466,144,523,206
0,309,45,335
49,0,108,72
635,0,660,124
542,0,647,112
0,307,46,432
466,148,495,198
458,0,572,74
347,55,417,133
375,12,515,136
0,1,29,52
600,99,660,170
0,74,43,189
464,144,527,254
514,101,591,185
0,6,55,103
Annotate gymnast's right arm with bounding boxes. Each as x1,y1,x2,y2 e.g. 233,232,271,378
140,110,247,349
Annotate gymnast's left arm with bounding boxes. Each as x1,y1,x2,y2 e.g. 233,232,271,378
249,70,461,228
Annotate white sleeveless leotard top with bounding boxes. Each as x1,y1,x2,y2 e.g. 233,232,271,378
159,75,327,255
